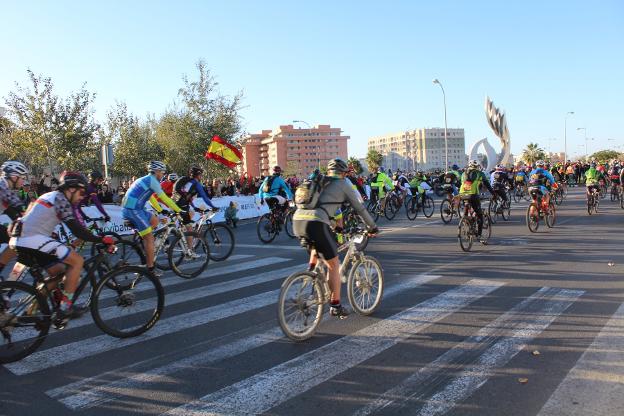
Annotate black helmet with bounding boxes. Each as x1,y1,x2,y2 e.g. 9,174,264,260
89,171,103,182
58,171,88,190
327,158,349,173
189,166,204,177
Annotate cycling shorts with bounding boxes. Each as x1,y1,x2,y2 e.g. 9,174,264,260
0,224,8,245
293,220,338,260
122,208,154,236
9,235,70,265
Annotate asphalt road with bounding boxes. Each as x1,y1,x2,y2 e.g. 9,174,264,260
1,187,623,416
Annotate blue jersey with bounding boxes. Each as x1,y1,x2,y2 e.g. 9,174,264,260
258,175,293,200
181,178,216,209
122,175,167,210
528,168,556,187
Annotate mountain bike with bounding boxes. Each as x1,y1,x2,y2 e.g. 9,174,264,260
439,185,462,224
0,244,163,363
256,199,295,243
278,231,383,341
513,182,530,203
526,187,556,232
405,191,435,220
366,193,388,222
339,205,370,251
457,196,491,252
610,180,621,202
599,180,607,199
488,191,511,224
587,186,600,215
192,208,235,261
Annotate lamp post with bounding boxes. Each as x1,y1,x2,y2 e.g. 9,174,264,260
564,111,574,162
432,79,449,169
293,119,320,170
577,127,588,160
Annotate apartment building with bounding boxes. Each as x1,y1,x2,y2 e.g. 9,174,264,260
368,128,466,172
241,124,349,177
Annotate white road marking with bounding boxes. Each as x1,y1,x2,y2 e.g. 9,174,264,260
236,244,301,250
162,279,504,416
353,287,583,416
537,302,624,416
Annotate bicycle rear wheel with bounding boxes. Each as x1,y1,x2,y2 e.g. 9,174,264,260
277,271,324,341
384,195,398,220
526,203,539,232
168,231,210,279
203,223,235,261
458,217,473,252
257,213,278,243
347,256,383,315
406,196,418,220
488,199,498,224
481,214,492,244
440,199,453,224
501,199,511,221
285,210,296,238
546,202,556,228
0,281,51,363
91,266,164,338
422,195,435,218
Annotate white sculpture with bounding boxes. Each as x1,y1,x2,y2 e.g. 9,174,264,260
469,97,511,171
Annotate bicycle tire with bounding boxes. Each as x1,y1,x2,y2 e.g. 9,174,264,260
481,214,492,244
546,202,556,228
501,199,511,221
513,190,521,203
587,195,593,215
91,266,164,338
440,199,453,224
422,195,435,218
458,217,473,252
366,200,380,222
526,203,539,232
384,195,398,220
488,199,498,224
406,196,418,221
257,213,278,243
277,271,324,341
168,231,210,279
0,281,51,364
284,210,296,238
152,230,177,271
203,223,235,261
347,256,383,316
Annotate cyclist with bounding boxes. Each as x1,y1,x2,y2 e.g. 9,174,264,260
369,166,393,208
459,160,495,243
161,173,178,198
443,164,461,196
293,158,378,318
490,165,510,205
514,167,528,191
393,170,411,204
608,162,621,196
121,161,182,276
8,172,114,320
0,161,29,280
528,160,557,208
585,162,605,200
258,166,293,214
409,170,429,207
79,171,111,223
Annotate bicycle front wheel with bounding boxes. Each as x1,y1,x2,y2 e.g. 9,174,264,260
284,210,296,238
501,199,511,221
168,231,210,279
481,214,492,244
422,196,435,218
203,223,235,261
257,213,278,243
0,281,51,363
384,196,398,220
277,272,324,341
458,217,473,252
406,196,418,220
347,256,384,315
545,202,556,228
91,266,164,338
440,199,453,224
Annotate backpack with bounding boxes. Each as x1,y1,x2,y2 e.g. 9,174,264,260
174,176,193,197
294,174,331,209
262,175,277,194
529,172,545,186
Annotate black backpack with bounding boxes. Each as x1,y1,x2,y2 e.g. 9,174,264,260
174,176,193,197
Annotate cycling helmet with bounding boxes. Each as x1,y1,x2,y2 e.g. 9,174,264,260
58,171,88,190
273,165,282,175
1,161,29,177
189,166,203,177
590,162,597,168
416,170,424,176
407,173,414,179
168,173,179,181
535,160,545,167
377,166,385,173
147,160,166,173
88,170,103,182
468,160,480,169
327,158,349,173
451,164,459,170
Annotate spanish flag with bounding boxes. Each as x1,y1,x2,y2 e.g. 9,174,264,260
204,135,242,169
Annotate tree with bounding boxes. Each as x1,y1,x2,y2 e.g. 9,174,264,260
365,149,383,172
347,156,363,174
283,160,300,177
521,143,545,165
590,149,620,162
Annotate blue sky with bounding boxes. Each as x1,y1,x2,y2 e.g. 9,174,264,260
1,0,622,159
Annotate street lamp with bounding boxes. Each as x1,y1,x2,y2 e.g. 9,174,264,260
577,127,588,160
432,79,449,169
564,111,574,162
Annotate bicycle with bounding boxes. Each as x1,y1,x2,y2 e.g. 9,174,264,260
277,230,383,341
457,196,491,252
130,211,210,279
383,190,405,220
338,204,370,251
610,181,621,202
488,190,511,224
587,186,600,215
598,180,607,199
366,193,388,222
513,182,530,203
0,244,164,363
526,187,556,232
439,185,462,224
192,208,235,261
405,190,435,220
256,199,295,243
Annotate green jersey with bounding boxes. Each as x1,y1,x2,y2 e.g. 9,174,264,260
460,170,488,195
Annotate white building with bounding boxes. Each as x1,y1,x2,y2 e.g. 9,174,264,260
368,128,466,172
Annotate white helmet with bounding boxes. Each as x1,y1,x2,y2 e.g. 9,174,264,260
1,161,29,177
536,160,545,167
147,160,166,173
168,172,179,181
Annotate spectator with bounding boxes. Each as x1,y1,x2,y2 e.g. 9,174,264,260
100,184,114,203
212,178,222,197
224,201,239,228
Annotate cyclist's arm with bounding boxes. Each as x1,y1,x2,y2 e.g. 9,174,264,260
82,186,109,218
192,179,216,209
481,173,495,194
55,195,103,243
1,187,27,220
258,178,268,200
277,177,294,200
342,181,376,229
149,176,181,213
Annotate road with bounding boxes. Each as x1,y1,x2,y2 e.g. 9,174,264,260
1,188,623,416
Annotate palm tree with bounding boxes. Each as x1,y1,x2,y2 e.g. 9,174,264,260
347,156,363,174
521,143,545,165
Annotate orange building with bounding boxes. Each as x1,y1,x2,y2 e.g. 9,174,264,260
240,124,349,177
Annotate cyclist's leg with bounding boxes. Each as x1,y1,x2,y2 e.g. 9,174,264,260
471,195,484,235
124,208,157,268
306,222,341,303
0,224,16,279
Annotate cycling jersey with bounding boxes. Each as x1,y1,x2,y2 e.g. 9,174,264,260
490,170,509,189
584,168,603,186
79,182,109,219
370,172,393,198
0,177,27,220
528,168,556,195
175,177,216,209
122,174,181,213
258,175,293,201
460,170,492,195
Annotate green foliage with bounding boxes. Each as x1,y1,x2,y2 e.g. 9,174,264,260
365,149,383,172
521,142,546,165
347,156,363,174
282,160,300,177
590,149,620,162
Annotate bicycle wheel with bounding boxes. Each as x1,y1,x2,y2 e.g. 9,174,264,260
0,281,51,363
367,200,380,222
513,189,521,203
587,196,593,215
347,256,383,315
257,213,278,243
488,199,498,224
546,202,556,228
406,196,418,220
203,223,235,261
384,195,398,220
277,271,324,341
153,230,176,271
168,231,210,279
481,214,492,244
611,188,617,202
526,204,539,232
620,192,624,209
458,217,473,252
284,210,296,238
440,199,454,224
91,266,164,338
422,195,435,218
501,199,511,221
